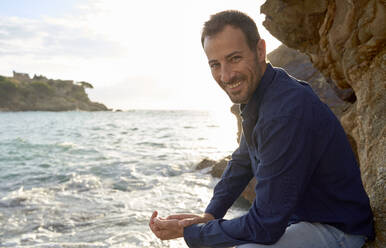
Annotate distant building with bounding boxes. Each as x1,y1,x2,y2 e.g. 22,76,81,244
13,71,30,81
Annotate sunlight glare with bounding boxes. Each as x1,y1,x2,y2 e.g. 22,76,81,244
209,108,239,153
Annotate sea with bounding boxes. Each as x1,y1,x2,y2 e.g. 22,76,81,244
0,110,247,248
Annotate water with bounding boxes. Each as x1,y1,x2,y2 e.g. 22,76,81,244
0,110,244,247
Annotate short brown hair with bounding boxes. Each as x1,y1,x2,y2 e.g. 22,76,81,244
201,10,260,51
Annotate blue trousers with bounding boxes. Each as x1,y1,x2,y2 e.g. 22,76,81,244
237,222,366,248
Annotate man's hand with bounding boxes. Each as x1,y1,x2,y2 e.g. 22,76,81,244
166,213,214,227
149,211,215,240
149,211,184,240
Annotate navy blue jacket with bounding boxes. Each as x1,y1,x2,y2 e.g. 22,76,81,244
183,64,374,247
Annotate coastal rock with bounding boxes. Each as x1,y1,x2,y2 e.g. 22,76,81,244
267,45,351,118
196,157,230,178
196,157,257,202
0,72,109,111
261,1,385,246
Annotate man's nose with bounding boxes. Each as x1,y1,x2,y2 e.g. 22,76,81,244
220,64,234,83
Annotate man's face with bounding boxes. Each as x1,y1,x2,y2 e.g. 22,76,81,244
203,25,266,104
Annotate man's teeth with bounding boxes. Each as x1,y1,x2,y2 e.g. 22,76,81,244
227,81,241,89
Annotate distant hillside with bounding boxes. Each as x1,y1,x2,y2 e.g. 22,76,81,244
0,71,109,111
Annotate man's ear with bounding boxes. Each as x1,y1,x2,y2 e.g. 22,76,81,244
256,39,266,63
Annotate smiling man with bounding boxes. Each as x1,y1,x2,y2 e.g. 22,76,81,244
149,10,374,248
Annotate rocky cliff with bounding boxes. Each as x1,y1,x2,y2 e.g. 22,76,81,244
0,72,109,111
267,44,352,118
261,1,385,246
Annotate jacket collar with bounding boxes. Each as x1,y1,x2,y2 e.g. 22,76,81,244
239,63,275,146
240,63,275,122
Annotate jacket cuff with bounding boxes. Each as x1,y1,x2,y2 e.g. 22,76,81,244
205,201,226,219
183,224,203,247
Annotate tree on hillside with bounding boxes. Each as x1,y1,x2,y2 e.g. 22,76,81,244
78,81,94,89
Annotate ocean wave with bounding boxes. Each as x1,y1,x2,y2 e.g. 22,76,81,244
135,141,166,148
0,196,27,208
56,142,78,149
62,174,103,192
112,177,150,192
0,139,80,154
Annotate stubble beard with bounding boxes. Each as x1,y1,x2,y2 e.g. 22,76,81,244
223,56,263,104
227,70,259,104
228,89,248,104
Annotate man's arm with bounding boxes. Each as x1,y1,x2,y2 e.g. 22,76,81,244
183,116,316,247
205,135,253,219
149,135,252,242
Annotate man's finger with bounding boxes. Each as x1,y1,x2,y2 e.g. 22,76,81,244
154,229,174,240
153,226,183,240
179,217,204,227
149,211,158,225
151,228,164,240
149,211,161,233
150,211,158,221
150,222,160,232
154,217,178,229
166,214,199,220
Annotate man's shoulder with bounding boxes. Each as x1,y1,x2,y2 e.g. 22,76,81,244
271,67,314,97
260,69,318,120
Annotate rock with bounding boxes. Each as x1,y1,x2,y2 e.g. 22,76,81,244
267,44,351,118
0,72,109,111
196,158,217,170
261,1,385,246
210,157,230,178
230,104,242,143
196,157,231,178
196,156,258,204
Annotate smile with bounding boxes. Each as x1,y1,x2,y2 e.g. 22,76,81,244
226,81,241,89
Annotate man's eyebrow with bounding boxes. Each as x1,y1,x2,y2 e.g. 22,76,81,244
208,59,218,64
225,51,242,59
208,51,242,64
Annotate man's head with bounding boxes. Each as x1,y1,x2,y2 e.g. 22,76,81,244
201,10,260,51
202,10,266,104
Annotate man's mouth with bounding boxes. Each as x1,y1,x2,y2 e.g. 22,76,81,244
226,81,242,89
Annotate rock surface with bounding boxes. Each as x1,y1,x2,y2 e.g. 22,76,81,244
260,1,385,246
0,72,109,111
267,44,351,117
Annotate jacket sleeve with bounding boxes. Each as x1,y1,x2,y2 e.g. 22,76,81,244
204,134,253,219
184,116,315,247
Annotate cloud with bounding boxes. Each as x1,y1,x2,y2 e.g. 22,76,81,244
0,16,125,59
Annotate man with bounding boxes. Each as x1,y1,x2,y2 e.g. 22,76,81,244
149,10,374,247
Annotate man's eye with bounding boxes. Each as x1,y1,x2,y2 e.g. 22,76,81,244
231,56,241,63
210,63,220,69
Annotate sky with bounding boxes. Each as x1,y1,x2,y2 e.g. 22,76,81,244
0,0,282,111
